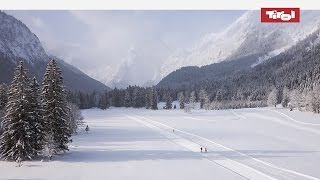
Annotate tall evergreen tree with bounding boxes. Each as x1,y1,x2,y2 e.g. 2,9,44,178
145,88,151,109
98,92,109,110
189,91,196,109
124,90,131,107
281,87,290,107
132,88,141,108
290,90,300,110
111,88,122,107
98,94,106,110
165,92,172,109
150,88,158,110
305,89,314,111
42,59,71,153
178,92,185,109
29,77,45,155
298,89,307,111
0,109,4,135
312,85,320,113
199,89,209,109
267,88,278,107
0,61,34,162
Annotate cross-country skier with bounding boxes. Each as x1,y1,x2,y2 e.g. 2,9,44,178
85,125,89,132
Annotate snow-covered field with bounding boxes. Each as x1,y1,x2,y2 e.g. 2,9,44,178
2,107,320,180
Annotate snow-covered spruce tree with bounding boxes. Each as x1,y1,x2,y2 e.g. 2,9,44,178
124,90,131,108
199,89,210,110
281,87,290,108
199,89,207,109
42,59,71,153
0,109,5,135
215,90,223,102
184,104,191,113
267,88,278,107
150,88,158,110
111,88,122,107
98,93,108,110
203,94,211,110
189,91,196,109
289,90,300,110
0,61,34,161
312,85,320,113
298,89,307,111
132,88,142,108
165,92,172,109
305,89,314,112
29,77,45,155
145,88,151,109
178,92,185,109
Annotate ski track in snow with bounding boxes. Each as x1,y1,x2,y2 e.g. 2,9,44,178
128,114,320,180
127,115,273,180
230,110,247,120
239,109,320,136
183,116,217,122
272,110,320,126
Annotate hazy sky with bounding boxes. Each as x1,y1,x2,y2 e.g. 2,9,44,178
7,10,245,86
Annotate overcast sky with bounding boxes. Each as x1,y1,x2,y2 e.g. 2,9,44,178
7,10,245,86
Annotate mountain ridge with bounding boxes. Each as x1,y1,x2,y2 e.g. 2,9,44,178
154,10,320,83
0,11,109,92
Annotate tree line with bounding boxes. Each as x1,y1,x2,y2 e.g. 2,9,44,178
64,79,320,114
0,60,84,163
18,29,320,125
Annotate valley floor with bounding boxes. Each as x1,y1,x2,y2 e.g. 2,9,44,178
1,107,320,180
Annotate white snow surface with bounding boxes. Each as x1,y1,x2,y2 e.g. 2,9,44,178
2,107,320,180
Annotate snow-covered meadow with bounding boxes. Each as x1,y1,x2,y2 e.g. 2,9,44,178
1,107,320,180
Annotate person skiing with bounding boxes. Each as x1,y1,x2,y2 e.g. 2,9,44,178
200,147,203,152
205,148,208,153
85,125,89,132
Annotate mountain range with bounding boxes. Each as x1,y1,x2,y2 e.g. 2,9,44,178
158,26,320,110
0,11,109,92
2,10,320,91
154,10,320,84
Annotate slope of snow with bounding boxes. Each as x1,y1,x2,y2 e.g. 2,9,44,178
154,10,320,82
0,12,48,64
2,107,320,179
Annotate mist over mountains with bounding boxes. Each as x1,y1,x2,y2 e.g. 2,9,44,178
154,11,320,84
0,11,109,92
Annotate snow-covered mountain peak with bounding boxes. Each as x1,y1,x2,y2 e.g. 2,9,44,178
154,10,320,83
0,11,48,64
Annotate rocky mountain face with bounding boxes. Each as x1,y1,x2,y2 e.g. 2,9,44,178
0,11,108,92
0,12,48,64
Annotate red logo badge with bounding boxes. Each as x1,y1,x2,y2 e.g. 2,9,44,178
261,8,300,23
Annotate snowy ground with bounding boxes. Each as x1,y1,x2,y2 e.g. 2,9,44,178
1,107,320,180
